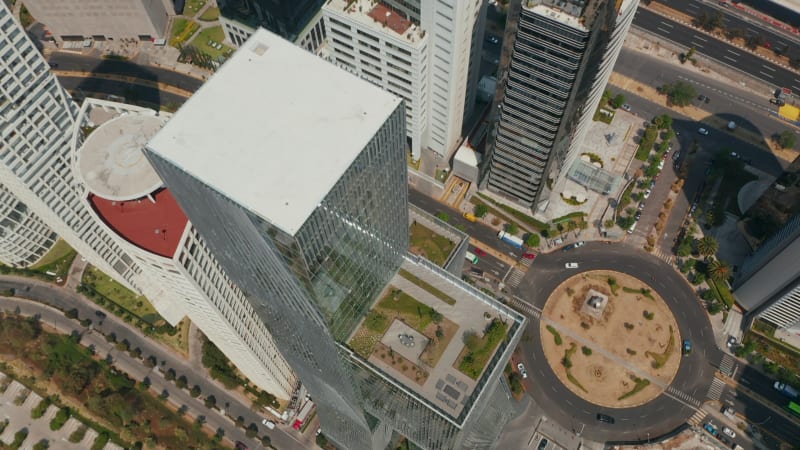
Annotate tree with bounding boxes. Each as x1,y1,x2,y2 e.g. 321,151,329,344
685,46,696,61
677,239,693,257
745,33,765,50
695,236,719,258
659,81,697,107
204,395,216,409
707,259,731,282
776,131,797,149
525,233,540,247
165,368,176,381
190,385,202,398
506,222,519,235
474,204,488,218
610,93,625,108
176,375,188,389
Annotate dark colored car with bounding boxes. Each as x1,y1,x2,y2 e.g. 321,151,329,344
596,413,615,424
537,438,549,450
235,442,249,450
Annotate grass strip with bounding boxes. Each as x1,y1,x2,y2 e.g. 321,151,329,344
398,269,456,305
645,325,675,369
622,286,655,300
475,193,549,231
618,376,651,400
546,325,562,346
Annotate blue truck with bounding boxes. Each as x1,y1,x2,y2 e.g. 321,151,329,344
497,230,524,249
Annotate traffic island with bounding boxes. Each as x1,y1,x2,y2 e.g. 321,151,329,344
539,270,682,408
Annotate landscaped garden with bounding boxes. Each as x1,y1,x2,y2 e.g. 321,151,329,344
81,266,158,322
348,287,458,380
455,319,508,379
30,239,77,278
539,271,681,407
189,26,233,61
0,314,218,449
409,222,455,266
170,18,200,48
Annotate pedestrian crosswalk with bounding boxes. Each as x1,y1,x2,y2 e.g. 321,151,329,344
652,247,674,264
505,266,527,288
686,409,708,427
706,377,726,401
508,295,541,318
667,386,701,407
718,354,736,377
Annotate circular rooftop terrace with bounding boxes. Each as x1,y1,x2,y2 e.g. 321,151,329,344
78,114,165,201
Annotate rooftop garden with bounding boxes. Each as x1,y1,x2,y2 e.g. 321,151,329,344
456,319,509,379
348,287,458,372
409,222,455,266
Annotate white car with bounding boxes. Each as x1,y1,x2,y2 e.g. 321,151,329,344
565,262,579,269
698,128,709,135
262,419,276,430
643,189,651,199
574,241,585,248
722,427,736,438
516,362,528,379
621,103,632,112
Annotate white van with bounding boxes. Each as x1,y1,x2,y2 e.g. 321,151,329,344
627,222,637,234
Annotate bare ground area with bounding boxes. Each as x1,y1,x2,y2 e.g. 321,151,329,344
540,270,682,408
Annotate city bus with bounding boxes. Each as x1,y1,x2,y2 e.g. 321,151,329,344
788,401,800,417
465,251,479,264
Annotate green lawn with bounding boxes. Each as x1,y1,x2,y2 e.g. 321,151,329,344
376,289,437,331
31,239,77,277
409,222,455,266
184,0,207,15
170,18,200,48
189,26,233,61
81,266,158,322
457,319,508,379
198,6,219,21
398,269,456,305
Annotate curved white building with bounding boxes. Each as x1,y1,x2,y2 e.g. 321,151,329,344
0,2,296,400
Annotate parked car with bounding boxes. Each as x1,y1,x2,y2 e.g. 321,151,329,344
235,442,249,450
596,413,615,424
643,189,651,199
517,362,528,379
621,103,632,112
262,419,276,430
698,128,709,135
698,94,710,103
638,201,646,211
537,438,549,450
727,336,737,348
634,211,642,221
565,262,579,269
723,407,736,419
574,241,585,248
487,35,499,44
474,247,487,256
770,97,786,105
649,180,657,189
522,252,536,260
722,427,736,438
703,423,718,436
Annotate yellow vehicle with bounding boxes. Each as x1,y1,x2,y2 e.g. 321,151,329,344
462,212,477,222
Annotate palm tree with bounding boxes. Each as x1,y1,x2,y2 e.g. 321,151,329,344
707,259,731,282
695,236,719,258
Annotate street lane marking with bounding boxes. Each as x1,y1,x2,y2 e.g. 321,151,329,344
759,71,774,79
691,42,704,48
659,21,674,28
793,85,800,92
693,35,707,42
657,27,672,34
727,49,739,56
723,56,737,62
762,65,776,72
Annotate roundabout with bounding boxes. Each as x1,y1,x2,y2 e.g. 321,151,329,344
515,242,718,443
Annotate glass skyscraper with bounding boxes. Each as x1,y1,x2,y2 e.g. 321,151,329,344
147,28,524,450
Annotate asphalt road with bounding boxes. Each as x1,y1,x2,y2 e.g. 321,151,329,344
634,7,800,90
716,378,800,448
48,52,204,91
56,75,188,107
662,0,800,45
512,243,717,442
0,276,308,450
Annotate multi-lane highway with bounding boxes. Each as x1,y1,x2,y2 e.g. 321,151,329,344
634,7,800,90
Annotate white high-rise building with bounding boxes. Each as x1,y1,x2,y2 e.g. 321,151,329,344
323,0,485,161
0,2,296,399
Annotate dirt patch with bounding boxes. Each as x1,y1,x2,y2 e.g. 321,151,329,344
371,342,429,385
540,270,681,408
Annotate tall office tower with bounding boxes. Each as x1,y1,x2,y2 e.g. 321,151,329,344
0,3,296,399
22,0,173,42
481,0,639,210
219,0,326,51
0,186,58,267
735,214,800,332
146,29,525,450
323,0,485,161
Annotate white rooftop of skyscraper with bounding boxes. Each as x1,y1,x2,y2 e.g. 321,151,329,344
147,28,402,235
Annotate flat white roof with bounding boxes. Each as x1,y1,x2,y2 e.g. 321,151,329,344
78,113,166,201
146,28,402,235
